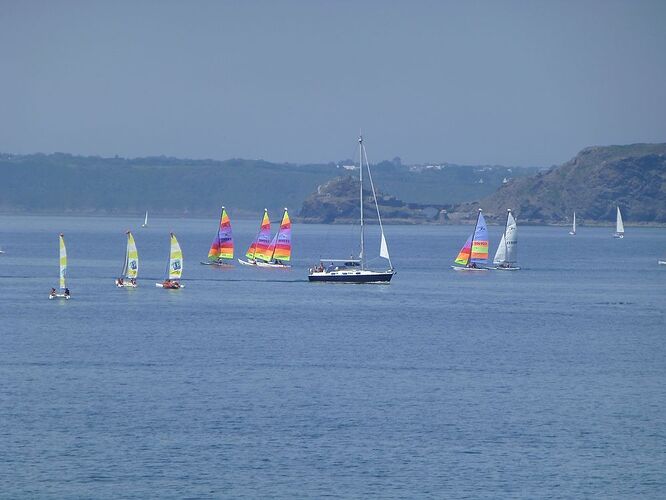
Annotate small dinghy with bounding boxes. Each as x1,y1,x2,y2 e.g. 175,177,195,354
156,233,184,288
49,234,71,299
141,211,148,228
613,206,625,238
569,212,576,235
116,231,139,287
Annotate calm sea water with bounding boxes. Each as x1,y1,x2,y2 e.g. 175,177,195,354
1,214,665,498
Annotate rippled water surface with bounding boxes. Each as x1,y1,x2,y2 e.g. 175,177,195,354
1,215,665,498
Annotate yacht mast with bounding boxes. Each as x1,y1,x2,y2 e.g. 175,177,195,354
359,135,365,269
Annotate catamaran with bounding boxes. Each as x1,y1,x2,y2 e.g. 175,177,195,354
116,231,139,287
452,208,489,271
201,207,234,266
141,211,148,228
256,208,292,268
493,209,520,270
613,206,624,238
569,211,576,235
238,209,272,266
49,233,70,299
156,233,184,288
308,135,395,283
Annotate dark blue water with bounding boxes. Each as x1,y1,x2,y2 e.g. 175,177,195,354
1,215,665,498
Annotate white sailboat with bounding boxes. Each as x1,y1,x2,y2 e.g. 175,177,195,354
613,206,624,238
569,212,576,235
116,231,139,287
493,209,520,270
49,234,70,299
141,211,148,228
308,135,395,283
156,233,184,288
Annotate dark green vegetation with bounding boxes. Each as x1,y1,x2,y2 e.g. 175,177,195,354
451,143,666,225
0,153,535,217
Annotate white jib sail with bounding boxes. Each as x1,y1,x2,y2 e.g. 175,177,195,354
494,212,517,264
380,231,390,261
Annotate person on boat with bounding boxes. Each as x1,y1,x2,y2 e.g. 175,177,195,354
130,278,136,285
117,277,124,286
469,262,477,269
64,288,70,297
50,288,56,298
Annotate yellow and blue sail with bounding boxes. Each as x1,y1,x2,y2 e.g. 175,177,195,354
168,233,183,280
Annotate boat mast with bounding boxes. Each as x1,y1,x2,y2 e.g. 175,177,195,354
359,135,365,269
468,209,482,267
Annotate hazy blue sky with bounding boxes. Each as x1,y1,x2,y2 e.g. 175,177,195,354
1,0,665,166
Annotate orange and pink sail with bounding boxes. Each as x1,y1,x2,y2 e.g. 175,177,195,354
246,209,272,261
267,209,292,262
208,207,234,261
454,210,489,266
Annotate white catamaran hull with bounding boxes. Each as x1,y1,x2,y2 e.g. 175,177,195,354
308,269,394,283
49,294,70,300
493,265,521,271
613,233,624,239
116,280,138,288
255,261,291,268
201,260,233,267
659,260,666,265
451,266,489,272
238,258,258,266
155,283,185,288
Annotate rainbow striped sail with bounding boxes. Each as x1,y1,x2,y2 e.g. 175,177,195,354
454,210,489,266
168,233,183,280
270,209,291,262
123,231,139,279
246,209,271,261
59,233,67,289
208,207,234,261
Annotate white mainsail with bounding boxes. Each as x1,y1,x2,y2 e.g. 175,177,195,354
570,212,576,235
616,206,624,234
493,211,517,265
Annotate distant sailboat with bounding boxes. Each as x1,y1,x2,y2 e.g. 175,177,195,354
141,211,148,228
49,234,70,299
493,209,520,270
256,208,292,268
308,135,395,283
613,206,624,238
452,209,489,271
116,231,139,287
156,233,184,288
201,207,234,266
238,209,272,266
569,212,576,235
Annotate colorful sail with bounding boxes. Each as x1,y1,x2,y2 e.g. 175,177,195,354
208,207,234,261
246,209,271,261
124,231,139,279
271,209,292,262
470,212,489,263
59,233,67,289
455,234,473,265
168,233,183,280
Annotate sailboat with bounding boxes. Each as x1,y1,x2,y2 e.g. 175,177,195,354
569,212,576,235
613,206,624,238
49,233,70,299
141,211,148,228
116,231,139,287
308,135,395,283
238,209,272,266
155,233,184,288
452,209,489,271
201,207,234,266
493,209,520,270
256,208,292,268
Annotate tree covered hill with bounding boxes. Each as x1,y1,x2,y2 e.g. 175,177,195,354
0,153,536,217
